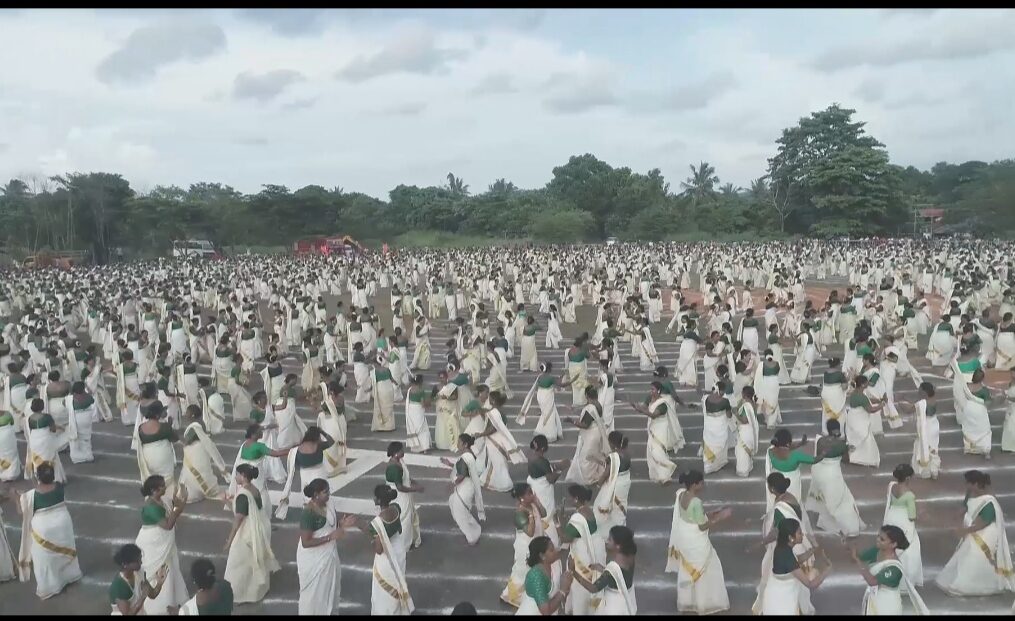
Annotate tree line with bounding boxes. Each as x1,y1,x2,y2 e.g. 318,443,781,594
1,104,1012,263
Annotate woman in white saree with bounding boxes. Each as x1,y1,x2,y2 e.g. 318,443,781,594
358,485,415,615
410,316,432,370
179,405,228,503
116,350,141,427
517,362,564,443
108,543,169,615
665,470,732,615
882,464,923,587
440,433,486,545
0,405,20,481
223,463,280,603
66,381,96,464
700,384,733,474
16,463,82,599
594,431,631,533
177,558,235,616
555,484,607,615
953,366,995,457
516,536,570,616
734,386,760,477
755,518,831,616
370,356,397,432
526,434,569,548
996,313,1015,371
790,322,819,384
844,375,883,468
433,370,461,451
926,320,956,366
751,472,823,615
754,352,783,427
675,323,699,386
519,316,539,372
482,391,527,492
564,386,609,486
936,470,1015,596
135,475,190,614
506,481,559,609
403,374,433,453
896,382,941,479
569,525,639,616
296,478,356,615
212,335,235,393
24,398,67,484
820,358,848,430
134,402,179,497
804,420,865,538
485,340,513,399
227,353,253,423
317,381,348,476
564,339,590,406
851,525,929,615
83,355,114,423
631,382,678,484
384,442,424,555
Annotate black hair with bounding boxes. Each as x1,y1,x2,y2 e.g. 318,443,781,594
386,441,404,457
526,536,552,567
881,524,910,551
529,434,548,452
919,382,935,397
113,543,143,568
776,518,800,548
303,478,330,499
568,484,593,504
678,469,704,489
511,482,531,499
190,558,217,590
609,525,637,556
235,463,259,482
608,431,628,450
374,484,397,506
893,464,914,482
771,428,792,448
451,602,478,615
36,462,56,484
141,474,165,497
766,472,790,494
965,469,991,487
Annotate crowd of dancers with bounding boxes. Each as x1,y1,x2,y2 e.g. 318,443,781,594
1,238,1015,615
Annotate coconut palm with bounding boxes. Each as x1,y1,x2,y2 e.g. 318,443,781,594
679,161,719,207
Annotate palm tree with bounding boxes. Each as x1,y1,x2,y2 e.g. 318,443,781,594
720,182,742,197
488,178,517,195
679,161,719,207
446,173,470,197
748,177,769,202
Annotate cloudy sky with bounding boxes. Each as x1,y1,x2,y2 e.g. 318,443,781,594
1,8,1012,199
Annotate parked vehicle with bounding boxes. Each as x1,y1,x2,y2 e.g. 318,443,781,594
171,239,222,259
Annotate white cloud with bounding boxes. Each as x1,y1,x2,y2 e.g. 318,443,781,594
0,9,1010,200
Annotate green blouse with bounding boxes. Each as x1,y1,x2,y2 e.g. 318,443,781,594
138,422,178,445
964,493,996,524
680,496,707,525
33,485,66,510
769,450,815,473
563,514,597,539
234,491,263,516
857,547,903,588
890,490,916,520
240,441,271,460
524,565,553,606
140,501,167,526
